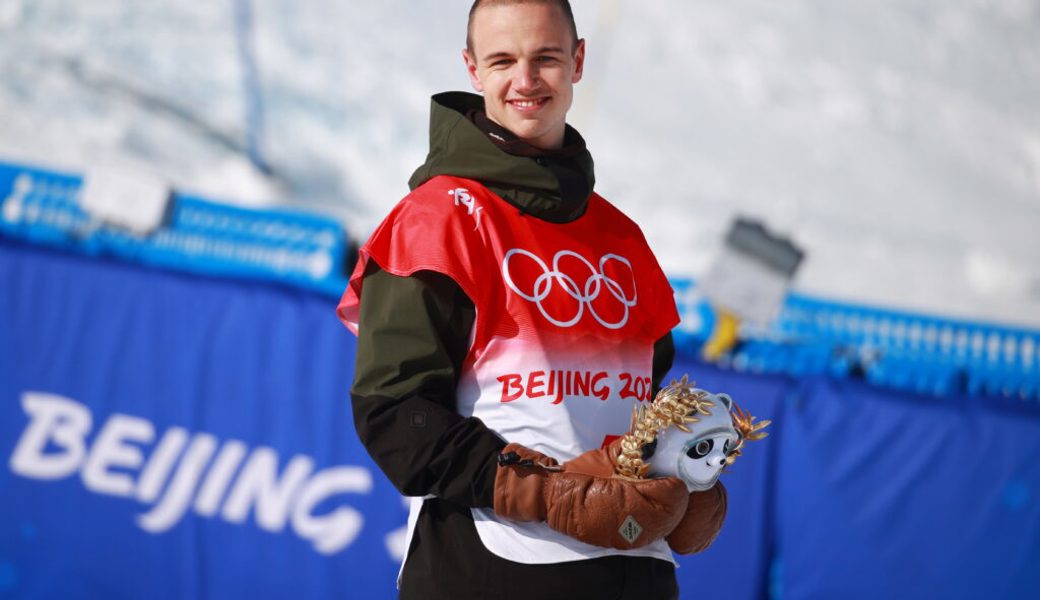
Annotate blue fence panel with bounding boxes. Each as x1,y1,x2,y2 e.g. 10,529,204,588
773,377,1040,600
671,277,1040,401
0,237,401,600
0,161,349,297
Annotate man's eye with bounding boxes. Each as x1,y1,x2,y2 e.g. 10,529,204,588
687,439,713,459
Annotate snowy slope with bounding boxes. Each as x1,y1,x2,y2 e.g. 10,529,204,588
1,0,1038,327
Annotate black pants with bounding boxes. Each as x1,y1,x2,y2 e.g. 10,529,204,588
399,499,679,600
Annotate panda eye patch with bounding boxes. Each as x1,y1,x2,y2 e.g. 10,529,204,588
687,439,714,459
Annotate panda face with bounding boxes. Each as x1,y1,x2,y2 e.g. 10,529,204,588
645,390,740,492
676,428,739,491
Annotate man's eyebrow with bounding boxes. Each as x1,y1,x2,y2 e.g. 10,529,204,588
481,51,514,62
481,46,567,62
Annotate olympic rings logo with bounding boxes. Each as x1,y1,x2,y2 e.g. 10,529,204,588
502,248,638,329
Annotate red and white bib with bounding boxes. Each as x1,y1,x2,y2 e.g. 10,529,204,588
339,175,680,564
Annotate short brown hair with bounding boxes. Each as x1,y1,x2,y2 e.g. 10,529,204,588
466,0,579,54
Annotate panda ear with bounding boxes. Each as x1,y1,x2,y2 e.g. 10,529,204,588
716,393,733,411
640,438,658,461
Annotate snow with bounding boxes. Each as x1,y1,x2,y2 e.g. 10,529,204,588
0,0,1038,328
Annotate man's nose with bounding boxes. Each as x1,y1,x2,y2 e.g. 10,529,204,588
513,61,539,91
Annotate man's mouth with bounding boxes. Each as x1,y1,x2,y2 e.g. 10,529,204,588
508,97,549,111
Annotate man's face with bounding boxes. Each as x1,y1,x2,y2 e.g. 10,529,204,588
463,2,585,150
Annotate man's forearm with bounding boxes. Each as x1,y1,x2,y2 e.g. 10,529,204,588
352,390,504,505
352,266,503,507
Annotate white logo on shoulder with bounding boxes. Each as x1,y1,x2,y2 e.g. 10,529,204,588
502,248,638,329
448,188,483,230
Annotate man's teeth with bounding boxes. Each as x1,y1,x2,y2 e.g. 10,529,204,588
512,99,543,108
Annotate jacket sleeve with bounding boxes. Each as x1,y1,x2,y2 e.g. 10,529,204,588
351,264,505,508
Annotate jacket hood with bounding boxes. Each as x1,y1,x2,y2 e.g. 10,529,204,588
408,91,595,222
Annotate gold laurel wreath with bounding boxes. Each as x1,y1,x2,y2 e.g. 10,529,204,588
614,375,771,479
725,401,771,466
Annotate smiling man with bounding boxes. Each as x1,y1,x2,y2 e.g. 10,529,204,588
337,1,728,598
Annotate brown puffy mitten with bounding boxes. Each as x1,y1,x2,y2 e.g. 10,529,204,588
493,442,689,549
666,481,728,554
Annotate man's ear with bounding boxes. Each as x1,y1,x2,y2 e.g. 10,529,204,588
463,49,484,92
571,38,586,84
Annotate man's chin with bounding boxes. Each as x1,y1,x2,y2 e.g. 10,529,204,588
508,122,559,147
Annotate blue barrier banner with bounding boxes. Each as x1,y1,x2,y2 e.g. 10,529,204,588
3,236,1039,599
772,377,1040,600
0,238,404,599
